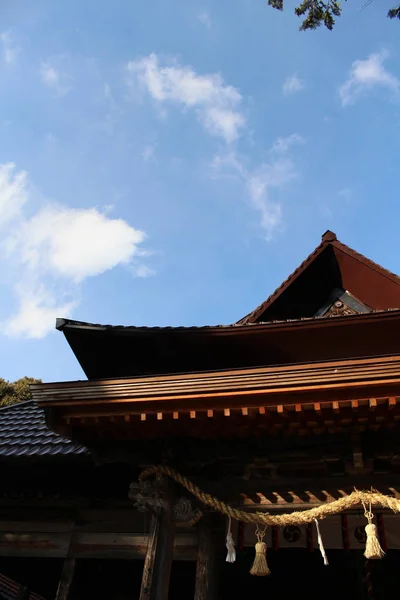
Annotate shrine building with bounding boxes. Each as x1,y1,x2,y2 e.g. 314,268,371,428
1,230,400,599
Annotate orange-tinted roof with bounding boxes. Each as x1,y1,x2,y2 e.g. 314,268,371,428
238,230,400,324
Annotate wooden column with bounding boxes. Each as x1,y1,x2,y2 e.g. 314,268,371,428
55,557,76,600
194,515,218,600
15,586,28,600
139,480,176,600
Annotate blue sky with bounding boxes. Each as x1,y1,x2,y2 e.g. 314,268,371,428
0,0,399,383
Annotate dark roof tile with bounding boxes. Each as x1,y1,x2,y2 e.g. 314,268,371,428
0,401,88,458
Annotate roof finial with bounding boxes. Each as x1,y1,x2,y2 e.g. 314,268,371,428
322,230,337,242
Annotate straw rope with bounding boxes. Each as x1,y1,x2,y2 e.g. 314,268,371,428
139,465,400,526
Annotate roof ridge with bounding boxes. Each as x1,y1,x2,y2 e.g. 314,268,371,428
0,399,36,412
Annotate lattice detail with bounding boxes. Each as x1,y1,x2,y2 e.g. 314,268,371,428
325,300,358,318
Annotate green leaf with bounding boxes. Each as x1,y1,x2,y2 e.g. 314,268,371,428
388,5,400,18
268,0,284,10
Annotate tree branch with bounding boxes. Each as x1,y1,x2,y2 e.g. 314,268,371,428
267,0,399,30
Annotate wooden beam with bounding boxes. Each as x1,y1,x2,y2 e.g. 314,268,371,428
139,479,176,600
194,516,218,600
0,532,70,557
55,558,76,600
0,530,197,560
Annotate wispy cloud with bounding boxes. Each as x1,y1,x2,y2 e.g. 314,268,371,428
0,163,151,339
197,12,212,29
142,144,156,161
100,82,123,133
3,284,78,340
133,264,156,277
340,50,400,106
212,134,302,240
337,187,352,200
0,163,28,226
126,53,245,143
282,75,304,96
271,133,304,154
0,31,20,65
40,59,73,96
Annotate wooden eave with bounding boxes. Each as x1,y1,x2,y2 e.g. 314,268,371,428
56,309,400,379
32,355,400,439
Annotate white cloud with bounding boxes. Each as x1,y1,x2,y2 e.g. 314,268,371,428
133,264,155,277
0,163,150,339
271,133,304,154
0,31,20,65
340,50,400,106
0,163,28,226
212,134,301,240
201,107,244,143
198,12,212,29
126,53,245,143
3,285,77,340
14,206,145,282
40,60,72,96
41,64,59,86
246,172,283,238
282,75,304,96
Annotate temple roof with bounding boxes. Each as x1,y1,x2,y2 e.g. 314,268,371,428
57,309,400,380
238,230,400,324
56,231,400,380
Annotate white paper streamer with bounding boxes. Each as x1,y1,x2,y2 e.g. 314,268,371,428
314,518,329,566
226,516,236,563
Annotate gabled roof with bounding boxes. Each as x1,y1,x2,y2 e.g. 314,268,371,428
55,230,400,379
0,400,87,458
238,230,400,324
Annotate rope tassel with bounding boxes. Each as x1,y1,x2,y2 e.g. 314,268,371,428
365,521,384,560
364,517,385,560
363,500,385,560
250,526,270,576
314,518,329,566
226,517,236,563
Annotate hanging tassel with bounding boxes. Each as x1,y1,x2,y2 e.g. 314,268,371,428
365,520,385,560
363,501,385,560
314,518,329,566
226,517,236,563
250,525,270,576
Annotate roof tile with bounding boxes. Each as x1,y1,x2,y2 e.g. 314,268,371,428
0,401,88,458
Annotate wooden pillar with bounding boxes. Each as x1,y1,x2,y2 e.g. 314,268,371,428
55,557,76,600
139,480,176,600
194,515,218,600
16,585,28,600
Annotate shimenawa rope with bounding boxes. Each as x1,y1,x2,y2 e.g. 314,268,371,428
139,464,400,526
